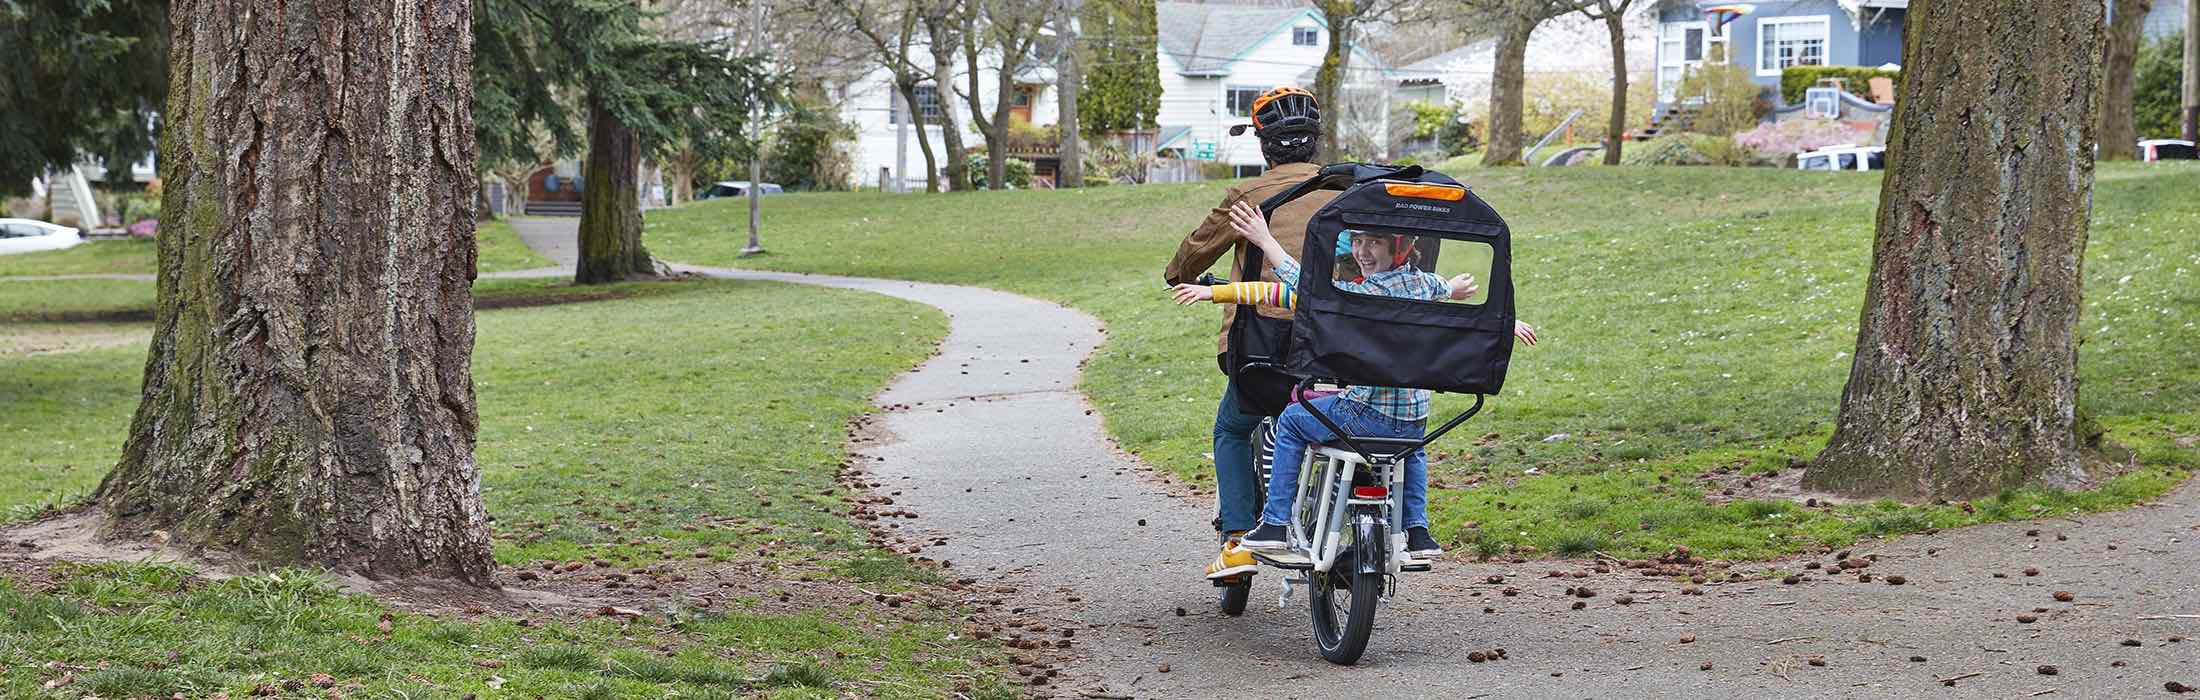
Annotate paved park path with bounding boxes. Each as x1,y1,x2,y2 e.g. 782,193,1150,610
411,218,2200,696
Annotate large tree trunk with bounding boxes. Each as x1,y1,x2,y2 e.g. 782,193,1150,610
97,0,495,584
1602,9,1628,166
1805,0,2103,500
1054,0,1083,188
576,97,652,283
2100,0,2152,160
896,78,942,193
1481,16,1535,167
1314,4,1355,162
924,14,971,192
989,68,1016,189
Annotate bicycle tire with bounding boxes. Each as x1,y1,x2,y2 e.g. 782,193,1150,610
1308,517,1383,664
1219,578,1251,616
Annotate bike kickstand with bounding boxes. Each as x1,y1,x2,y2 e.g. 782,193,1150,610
1278,574,1307,610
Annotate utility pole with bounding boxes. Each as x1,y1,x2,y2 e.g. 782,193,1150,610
741,0,768,256
2185,0,2198,141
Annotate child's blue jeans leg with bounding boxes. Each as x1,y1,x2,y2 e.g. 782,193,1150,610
1258,396,1348,527
1402,447,1430,530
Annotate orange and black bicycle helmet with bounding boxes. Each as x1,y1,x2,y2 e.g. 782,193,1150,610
1229,86,1320,144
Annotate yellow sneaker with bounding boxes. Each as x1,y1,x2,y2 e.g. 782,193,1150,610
1205,538,1258,581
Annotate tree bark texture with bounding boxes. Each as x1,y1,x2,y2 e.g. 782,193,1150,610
2100,0,2151,160
1054,0,1083,188
923,12,971,192
1480,16,1535,166
1314,2,1355,162
576,97,652,283
896,78,942,192
1806,0,2103,500
97,0,495,584
1601,9,1628,165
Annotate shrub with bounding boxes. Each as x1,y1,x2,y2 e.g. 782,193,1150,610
1402,100,1479,156
1620,133,1755,167
2135,32,2185,139
764,92,857,191
1522,70,1659,148
1678,64,1769,136
1733,119,1869,156
966,155,1033,189
1779,66,1900,106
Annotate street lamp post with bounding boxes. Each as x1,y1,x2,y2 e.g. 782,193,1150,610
740,0,767,257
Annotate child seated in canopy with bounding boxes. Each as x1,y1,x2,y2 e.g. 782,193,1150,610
1169,200,1536,559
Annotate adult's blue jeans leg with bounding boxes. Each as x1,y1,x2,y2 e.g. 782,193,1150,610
1401,446,1431,530
1260,397,1346,526
1211,381,1263,533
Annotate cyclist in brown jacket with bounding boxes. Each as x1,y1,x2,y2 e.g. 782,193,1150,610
1161,86,1338,582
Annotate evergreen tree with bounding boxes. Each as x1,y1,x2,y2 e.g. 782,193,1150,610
1077,0,1159,137
0,0,167,194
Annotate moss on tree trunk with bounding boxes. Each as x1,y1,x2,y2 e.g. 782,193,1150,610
576,96,652,284
1806,0,2103,500
97,0,495,584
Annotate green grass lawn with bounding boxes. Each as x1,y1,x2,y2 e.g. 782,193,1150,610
647,162,2200,561
0,219,551,277
1,278,1017,698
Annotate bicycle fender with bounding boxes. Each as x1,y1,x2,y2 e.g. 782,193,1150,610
1352,515,1386,577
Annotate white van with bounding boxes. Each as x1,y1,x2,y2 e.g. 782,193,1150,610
1796,145,1887,172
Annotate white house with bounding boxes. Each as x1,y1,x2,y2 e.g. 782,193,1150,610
1152,2,1391,176
1392,10,1657,117
832,3,1396,188
839,41,1063,191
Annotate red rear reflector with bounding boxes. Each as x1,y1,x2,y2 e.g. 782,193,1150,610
1352,486,1389,499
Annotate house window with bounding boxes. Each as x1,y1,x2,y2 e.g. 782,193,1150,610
1226,86,1262,117
1757,16,1829,76
1683,27,1705,62
891,83,946,125
1293,27,1320,46
1233,164,1266,178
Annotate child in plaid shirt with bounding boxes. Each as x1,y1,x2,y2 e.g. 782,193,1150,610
1171,201,1536,559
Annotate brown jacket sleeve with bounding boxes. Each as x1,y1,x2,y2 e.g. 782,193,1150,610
1163,184,1247,286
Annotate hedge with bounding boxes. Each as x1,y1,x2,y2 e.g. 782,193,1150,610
1779,66,1901,106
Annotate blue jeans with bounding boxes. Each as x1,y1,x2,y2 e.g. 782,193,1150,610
1260,396,1429,530
1211,380,1265,533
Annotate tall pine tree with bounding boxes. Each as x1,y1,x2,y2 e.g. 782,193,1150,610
1078,0,1160,137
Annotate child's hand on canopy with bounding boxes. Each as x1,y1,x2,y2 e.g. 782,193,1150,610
1514,321,1538,346
1227,201,1273,247
1170,283,1215,306
1446,272,1480,300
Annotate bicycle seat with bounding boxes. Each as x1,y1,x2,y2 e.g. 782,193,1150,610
1318,436,1421,461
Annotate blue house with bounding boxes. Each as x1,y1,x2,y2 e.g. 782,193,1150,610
1649,0,1907,103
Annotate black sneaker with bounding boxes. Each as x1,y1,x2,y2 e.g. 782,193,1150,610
1406,527,1443,559
1238,522,1291,553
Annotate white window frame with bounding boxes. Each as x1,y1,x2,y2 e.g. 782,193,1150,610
1224,85,1263,118
1756,15,1831,77
1292,26,1320,47
1656,20,1710,101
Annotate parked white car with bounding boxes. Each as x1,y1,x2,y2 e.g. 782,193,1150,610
2139,139,2196,162
1796,145,1887,172
0,218,84,255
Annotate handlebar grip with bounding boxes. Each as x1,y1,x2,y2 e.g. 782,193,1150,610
1196,273,1226,286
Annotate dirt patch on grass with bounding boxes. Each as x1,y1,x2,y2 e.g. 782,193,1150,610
1,323,151,355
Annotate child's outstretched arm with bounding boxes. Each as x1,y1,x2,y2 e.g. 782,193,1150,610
1228,201,1298,277
1170,281,1297,309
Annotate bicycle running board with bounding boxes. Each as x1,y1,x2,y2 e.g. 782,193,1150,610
1251,551,1315,570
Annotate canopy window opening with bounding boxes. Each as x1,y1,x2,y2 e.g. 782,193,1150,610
1328,230,1496,307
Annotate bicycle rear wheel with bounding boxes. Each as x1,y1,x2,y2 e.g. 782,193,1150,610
1219,578,1251,616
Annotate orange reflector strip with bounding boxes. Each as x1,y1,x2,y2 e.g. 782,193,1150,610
1383,183,1465,201
1352,486,1389,499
